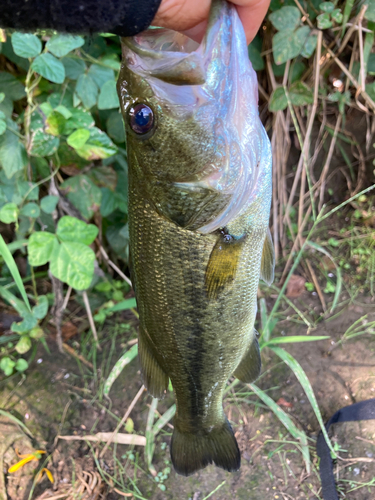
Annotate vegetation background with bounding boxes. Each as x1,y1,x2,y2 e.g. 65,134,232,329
0,0,374,498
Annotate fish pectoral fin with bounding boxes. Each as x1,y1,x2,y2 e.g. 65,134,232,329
205,231,245,300
233,332,261,383
260,228,275,286
138,327,169,400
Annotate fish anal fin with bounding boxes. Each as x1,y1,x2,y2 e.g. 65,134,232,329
205,231,245,300
138,327,169,399
260,228,275,286
171,417,240,476
233,333,261,383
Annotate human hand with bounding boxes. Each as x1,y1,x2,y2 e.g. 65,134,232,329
152,0,270,44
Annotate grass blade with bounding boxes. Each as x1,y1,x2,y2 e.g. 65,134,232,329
106,298,137,312
249,383,310,473
103,344,138,397
270,346,336,457
306,240,342,313
145,397,158,475
152,404,176,436
259,298,270,342
262,336,330,348
0,409,34,438
0,234,31,312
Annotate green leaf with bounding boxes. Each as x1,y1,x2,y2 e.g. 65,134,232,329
55,104,72,119
32,295,49,319
50,241,95,290
98,80,120,110
62,57,86,80
368,53,375,75
73,127,117,160
45,111,66,136
317,13,333,29
100,188,117,217
29,326,44,339
15,358,29,372
0,72,26,101
301,34,318,59
0,93,4,103
106,112,125,143
273,26,311,64
15,335,32,354
46,34,84,57
0,115,7,135
41,195,59,214
28,231,58,266
0,96,14,118
269,6,301,30
0,238,31,312
289,61,306,83
56,215,99,245
319,1,334,12
31,53,65,84
248,43,265,71
67,128,90,149
11,33,42,58
365,0,375,21
0,202,19,223
100,54,121,70
0,121,27,178
0,357,15,376
75,74,98,109
12,311,38,333
20,202,40,218
30,129,60,157
63,107,95,134
269,87,287,111
88,64,115,89
60,175,102,219
289,81,314,106
331,8,343,22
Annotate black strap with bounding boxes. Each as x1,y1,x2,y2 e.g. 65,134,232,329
316,398,375,500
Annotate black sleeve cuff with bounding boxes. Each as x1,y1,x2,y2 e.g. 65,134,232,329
0,0,163,37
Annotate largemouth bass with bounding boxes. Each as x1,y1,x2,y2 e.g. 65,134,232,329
117,0,274,476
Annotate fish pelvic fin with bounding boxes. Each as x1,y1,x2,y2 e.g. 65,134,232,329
138,326,169,399
260,228,275,286
170,418,240,476
233,332,261,383
205,231,246,300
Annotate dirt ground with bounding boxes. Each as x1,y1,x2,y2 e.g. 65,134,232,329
0,290,374,500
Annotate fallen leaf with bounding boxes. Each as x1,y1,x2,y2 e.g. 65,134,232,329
276,397,293,409
286,274,306,298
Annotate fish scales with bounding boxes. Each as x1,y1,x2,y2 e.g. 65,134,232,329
118,0,274,476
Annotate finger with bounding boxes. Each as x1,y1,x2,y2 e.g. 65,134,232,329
152,0,210,33
234,0,270,43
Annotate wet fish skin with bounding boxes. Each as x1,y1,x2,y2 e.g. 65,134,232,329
118,0,274,476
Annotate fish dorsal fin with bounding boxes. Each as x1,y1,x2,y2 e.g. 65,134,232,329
205,231,246,300
260,228,275,286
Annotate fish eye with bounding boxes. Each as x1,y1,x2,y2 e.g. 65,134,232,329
129,103,154,135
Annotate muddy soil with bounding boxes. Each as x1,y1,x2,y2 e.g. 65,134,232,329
0,295,374,500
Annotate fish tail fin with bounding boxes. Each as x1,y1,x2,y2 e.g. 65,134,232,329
170,418,240,476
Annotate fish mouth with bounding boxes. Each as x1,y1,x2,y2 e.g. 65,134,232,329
122,28,206,86
121,0,229,86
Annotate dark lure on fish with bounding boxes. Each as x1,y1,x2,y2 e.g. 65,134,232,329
117,0,274,476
